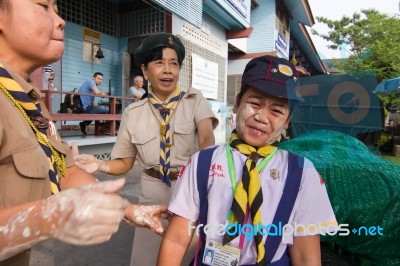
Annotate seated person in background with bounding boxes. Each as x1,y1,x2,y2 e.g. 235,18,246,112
42,64,56,91
388,106,400,136
78,72,109,135
47,72,56,91
127,75,146,105
388,106,400,126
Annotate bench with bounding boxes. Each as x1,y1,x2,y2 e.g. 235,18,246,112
42,90,131,136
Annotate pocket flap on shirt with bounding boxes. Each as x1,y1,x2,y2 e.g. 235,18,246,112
174,122,195,135
11,144,48,178
131,131,157,145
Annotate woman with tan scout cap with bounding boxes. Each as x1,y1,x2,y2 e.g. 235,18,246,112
74,32,218,265
0,1,168,265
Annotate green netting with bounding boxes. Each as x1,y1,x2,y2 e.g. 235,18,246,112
279,130,400,266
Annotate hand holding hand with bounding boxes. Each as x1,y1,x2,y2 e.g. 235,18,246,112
74,154,110,173
44,178,129,245
72,143,110,173
125,205,170,236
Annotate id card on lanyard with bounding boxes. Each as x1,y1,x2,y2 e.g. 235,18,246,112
202,145,278,265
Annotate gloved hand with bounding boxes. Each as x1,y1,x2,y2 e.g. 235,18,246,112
124,205,170,236
44,178,129,245
72,142,110,173
74,154,110,173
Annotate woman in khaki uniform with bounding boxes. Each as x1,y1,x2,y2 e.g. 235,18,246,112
0,1,167,265
75,33,218,265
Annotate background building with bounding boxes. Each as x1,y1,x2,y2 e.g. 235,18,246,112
37,0,326,143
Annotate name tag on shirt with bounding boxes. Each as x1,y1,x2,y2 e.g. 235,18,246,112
202,240,240,266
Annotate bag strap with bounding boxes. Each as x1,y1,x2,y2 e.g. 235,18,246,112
265,152,304,263
71,88,78,106
197,146,217,242
195,149,304,265
194,146,218,266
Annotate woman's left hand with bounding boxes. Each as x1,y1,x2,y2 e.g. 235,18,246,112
125,204,170,236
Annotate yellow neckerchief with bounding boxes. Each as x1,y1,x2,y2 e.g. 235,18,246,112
224,130,278,265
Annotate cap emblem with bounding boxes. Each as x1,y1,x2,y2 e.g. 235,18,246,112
168,36,174,45
278,64,293,76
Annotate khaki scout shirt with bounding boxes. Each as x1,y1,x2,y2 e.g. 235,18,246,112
0,64,74,265
112,87,218,171
0,64,75,208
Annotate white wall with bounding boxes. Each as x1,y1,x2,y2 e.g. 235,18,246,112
172,14,228,57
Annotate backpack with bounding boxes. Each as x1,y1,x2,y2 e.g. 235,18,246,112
192,146,304,266
59,88,83,114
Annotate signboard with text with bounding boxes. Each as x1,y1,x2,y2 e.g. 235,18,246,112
83,27,100,43
275,32,289,59
225,0,250,19
191,53,219,100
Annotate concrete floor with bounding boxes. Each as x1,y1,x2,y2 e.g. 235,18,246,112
30,165,143,266
28,154,354,266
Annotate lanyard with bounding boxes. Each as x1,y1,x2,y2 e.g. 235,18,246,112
225,144,278,221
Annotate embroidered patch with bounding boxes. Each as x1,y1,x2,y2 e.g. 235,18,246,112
319,174,325,185
270,169,280,180
178,157,191,178
210,163,225,178
278,64,293,76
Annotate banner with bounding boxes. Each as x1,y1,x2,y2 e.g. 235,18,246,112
291,72,383,138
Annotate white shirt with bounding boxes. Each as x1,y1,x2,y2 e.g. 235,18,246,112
127,86,146,102
169,145,338,264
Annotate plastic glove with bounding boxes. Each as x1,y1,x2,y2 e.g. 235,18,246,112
43,178,129,245
71,142,110,173
125,205,170,236
74,154,110,173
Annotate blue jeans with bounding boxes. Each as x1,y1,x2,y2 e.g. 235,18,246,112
82,105,109,126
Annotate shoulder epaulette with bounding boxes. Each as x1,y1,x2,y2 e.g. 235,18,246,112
125,98,148,111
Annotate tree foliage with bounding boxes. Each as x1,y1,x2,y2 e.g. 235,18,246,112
376,92,400,110
312,9,400,83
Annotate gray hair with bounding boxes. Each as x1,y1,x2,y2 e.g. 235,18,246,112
133,76,143,82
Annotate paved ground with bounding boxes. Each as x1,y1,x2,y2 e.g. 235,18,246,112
28,146,355,265
30,165,143,266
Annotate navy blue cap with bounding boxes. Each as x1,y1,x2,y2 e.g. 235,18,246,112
241,55,304,102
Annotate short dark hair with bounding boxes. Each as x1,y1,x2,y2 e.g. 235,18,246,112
93,72,103,78
0,0,10,9
142,46,184,68
235,86,247,106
